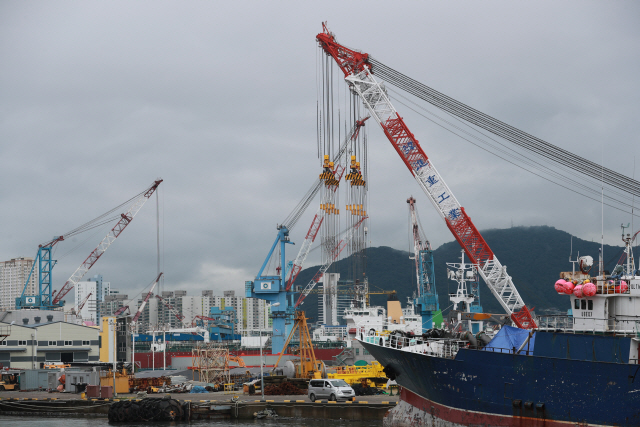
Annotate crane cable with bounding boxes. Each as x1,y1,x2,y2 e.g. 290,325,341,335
369,57,640,199
386,86,640,216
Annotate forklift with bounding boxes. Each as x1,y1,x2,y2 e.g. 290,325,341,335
0,371,20,391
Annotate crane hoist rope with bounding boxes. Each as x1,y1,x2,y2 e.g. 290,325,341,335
316,23,535,328
285,119,369,291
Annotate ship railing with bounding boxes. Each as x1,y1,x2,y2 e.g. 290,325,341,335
360,328,465,359
595,279,631,295
536,315,640,335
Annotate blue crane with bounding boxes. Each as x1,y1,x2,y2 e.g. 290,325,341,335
407,197,442,331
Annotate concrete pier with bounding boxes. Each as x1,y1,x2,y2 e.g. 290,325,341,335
0,393,397,421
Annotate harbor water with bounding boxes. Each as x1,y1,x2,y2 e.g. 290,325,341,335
0,416,381,426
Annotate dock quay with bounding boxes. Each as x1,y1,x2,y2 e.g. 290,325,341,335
0,392,397,421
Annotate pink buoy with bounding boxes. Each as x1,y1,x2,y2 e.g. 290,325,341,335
583,282,597,297
563,282,575,295
555,279,567,294
573,284,584,298
615,283,629,294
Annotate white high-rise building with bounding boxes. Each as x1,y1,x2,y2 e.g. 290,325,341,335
0,257,36,311
75,275,110,324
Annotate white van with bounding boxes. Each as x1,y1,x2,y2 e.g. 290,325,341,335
308,379,355,402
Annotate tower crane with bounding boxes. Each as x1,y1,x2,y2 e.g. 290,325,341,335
407,197,442,330
17,179,163,310
317,24,535,328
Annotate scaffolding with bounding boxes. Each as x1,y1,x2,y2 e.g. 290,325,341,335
191,343,230,384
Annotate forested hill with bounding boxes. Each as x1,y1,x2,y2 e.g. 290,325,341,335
292,225,634,323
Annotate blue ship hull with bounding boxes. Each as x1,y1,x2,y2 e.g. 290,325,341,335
361,331,640,426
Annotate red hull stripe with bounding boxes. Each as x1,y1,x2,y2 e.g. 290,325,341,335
400,387,610,427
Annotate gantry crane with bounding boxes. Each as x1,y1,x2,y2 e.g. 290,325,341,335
407,197,442,330
317,24,535,328
17,179,163,310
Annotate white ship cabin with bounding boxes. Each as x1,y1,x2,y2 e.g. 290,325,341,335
569,274,640,333
344,306,386,335
549,234,640,334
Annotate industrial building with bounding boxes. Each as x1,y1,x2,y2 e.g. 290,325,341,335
0,320,99,369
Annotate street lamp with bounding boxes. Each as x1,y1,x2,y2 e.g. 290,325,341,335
260,302,279,401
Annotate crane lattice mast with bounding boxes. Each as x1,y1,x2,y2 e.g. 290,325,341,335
317,24,535,328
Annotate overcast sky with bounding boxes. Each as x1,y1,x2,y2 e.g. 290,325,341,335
1,1,639,305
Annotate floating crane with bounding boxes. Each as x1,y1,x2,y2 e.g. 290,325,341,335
317,24,535,328
17,179,163,310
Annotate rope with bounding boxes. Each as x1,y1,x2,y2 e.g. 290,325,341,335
370,57,640,199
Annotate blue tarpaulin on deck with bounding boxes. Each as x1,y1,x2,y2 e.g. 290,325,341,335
482,325,535,354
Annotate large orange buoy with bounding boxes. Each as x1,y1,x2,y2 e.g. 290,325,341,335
554,279,566,294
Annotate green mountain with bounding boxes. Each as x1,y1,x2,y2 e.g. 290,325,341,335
292,226,634,323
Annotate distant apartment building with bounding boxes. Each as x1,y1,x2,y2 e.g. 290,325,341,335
0,257,36,311
74,275,110,325
132,289,271,335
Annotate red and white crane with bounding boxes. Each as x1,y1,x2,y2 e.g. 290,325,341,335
317,24,535,328
132,273,163,324
51,179,163,306
70,292,92,316
295,216,367,308
155,294,186,327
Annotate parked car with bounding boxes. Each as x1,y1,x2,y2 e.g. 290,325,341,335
308,379,355,402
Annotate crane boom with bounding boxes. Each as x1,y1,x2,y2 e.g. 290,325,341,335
132,272,163,324
52,179,163,305
77,292,92,311
155,294,186,326
113,305,129,316
295,216,367,307
317,25,535,328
